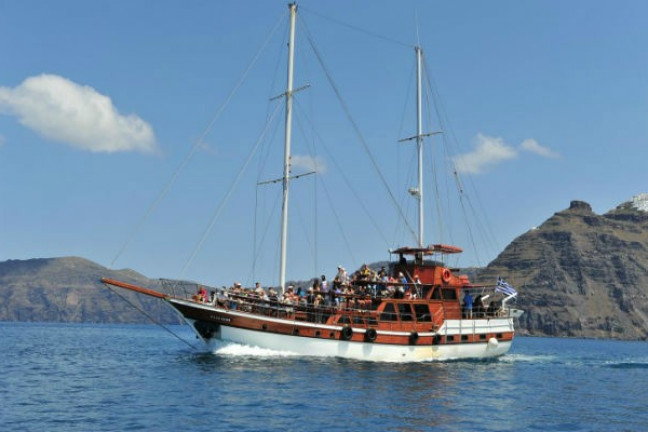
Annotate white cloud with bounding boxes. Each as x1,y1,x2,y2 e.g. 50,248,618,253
453,134,517,174
0,74,156,153
520,138,560,158
292,154,327,173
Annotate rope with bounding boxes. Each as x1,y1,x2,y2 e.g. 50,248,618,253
300,6,412,49
319,177,358,268
248,187,282,286
176,101,283,286
422,56,502,266
102,282,199,351
293,99,390,247
109,10,286,269
301,20,419,245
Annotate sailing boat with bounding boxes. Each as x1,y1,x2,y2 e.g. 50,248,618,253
103,4,523,362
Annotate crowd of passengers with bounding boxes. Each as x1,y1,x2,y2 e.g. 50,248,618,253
191,263,503,318
192,263,422,311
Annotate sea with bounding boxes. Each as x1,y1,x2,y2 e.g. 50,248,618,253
1,322,647,432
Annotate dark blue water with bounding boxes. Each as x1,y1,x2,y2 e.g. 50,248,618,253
2,322,647,432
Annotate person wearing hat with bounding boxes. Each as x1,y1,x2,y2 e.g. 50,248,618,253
306,287,316,307
336,266,348,284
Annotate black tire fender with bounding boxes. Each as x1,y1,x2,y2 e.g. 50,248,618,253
340,325,353,341
409,331,419,345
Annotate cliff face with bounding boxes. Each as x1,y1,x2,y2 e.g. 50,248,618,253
4,195,648,338
477,195,648,340
0,257,181,324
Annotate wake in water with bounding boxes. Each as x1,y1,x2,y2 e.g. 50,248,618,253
497,353,559,364
209,340,299,358
603,360,648,369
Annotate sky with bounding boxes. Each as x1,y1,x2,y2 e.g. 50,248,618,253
1,0,647,287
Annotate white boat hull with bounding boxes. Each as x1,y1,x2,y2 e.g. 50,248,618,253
184,317,513,362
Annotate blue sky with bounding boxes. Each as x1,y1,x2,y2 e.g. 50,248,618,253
1,1,647,287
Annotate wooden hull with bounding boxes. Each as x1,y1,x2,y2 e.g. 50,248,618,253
168,298,515,362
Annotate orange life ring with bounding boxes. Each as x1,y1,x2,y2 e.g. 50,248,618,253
441,269,451,283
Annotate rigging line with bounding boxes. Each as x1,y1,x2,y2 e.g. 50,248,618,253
299,6,412,49
423,58,501,255
457,190,482,266
391,149,417,247
252,185,259,282
397,60,416,145
421,58,462,247
246,186,282,287
292,98,390,247
102,282,199,351
252,104,284,280
266,15,290,121
292,110,320,275
319,176,358,269
301,22,419,245
462,193,492,266
292,180,316,266
109,11,286,269
421,73,450,247
176,101,283,286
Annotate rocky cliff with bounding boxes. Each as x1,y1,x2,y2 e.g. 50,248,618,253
0,257,181,324
476,194,648,340
4,194,648,339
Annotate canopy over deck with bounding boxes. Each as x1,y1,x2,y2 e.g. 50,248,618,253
390,244,463,255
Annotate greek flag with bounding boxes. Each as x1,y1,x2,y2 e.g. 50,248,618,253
496,277,517,296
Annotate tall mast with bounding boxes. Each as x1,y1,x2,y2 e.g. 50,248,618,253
279,3,297,294
415,45,424,248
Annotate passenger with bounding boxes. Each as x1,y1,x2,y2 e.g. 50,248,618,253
463,292,474,319
360,264,371,280
230,282,242,309
254,282,265,298
268,287,278,302
194,286,207,303
320,275,329,305
393,272,407,299
312,278,321,294
474,295,484,318
409,273,421,299
306,287,316,307
337,266,349,284
332,284,342,307
488,300,500,317
282,285,295,305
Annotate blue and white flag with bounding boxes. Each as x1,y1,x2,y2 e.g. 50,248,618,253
496,277,518,296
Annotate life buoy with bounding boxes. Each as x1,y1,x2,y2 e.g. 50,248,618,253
365,328,377,342
441,269,452,283
409,331,419,345
340,325,353,341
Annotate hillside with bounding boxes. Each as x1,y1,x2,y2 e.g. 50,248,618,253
476,194,648,340
3,195,648,339
0,257,181,324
